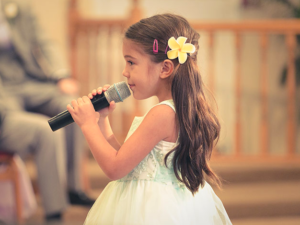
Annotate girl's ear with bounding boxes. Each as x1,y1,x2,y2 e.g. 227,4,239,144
160,59,174,79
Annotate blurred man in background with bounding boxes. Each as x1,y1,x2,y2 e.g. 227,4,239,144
0,0,94,221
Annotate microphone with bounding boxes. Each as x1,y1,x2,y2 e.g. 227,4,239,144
48,81,131,132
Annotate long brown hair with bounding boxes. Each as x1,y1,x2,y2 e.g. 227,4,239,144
125,14,221,194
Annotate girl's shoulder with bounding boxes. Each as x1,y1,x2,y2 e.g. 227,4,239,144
144,100,175,123
145,99,175,115
138,100,176,142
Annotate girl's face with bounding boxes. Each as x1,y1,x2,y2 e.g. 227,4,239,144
122,38,162,100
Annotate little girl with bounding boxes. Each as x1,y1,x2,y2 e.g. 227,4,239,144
67,13,232,225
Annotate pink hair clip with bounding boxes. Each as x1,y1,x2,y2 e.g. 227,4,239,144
165,45,170,54
153,39,158,54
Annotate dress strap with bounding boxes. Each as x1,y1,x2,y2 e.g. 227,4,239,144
157,99,175,112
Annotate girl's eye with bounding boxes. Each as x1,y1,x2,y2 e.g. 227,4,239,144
127,61,134,66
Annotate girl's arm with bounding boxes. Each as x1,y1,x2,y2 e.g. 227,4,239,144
98,116,121,150
67,96,176,180
88,86,121,150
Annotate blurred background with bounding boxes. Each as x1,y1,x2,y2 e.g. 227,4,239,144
1,0,300,224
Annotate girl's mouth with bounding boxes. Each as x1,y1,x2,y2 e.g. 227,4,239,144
128,84,135,89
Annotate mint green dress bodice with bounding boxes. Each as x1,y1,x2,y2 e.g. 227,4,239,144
118,100,185,190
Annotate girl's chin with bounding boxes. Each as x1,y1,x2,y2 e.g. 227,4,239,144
132,92,143,100
133,94,151,101
133,95,142,100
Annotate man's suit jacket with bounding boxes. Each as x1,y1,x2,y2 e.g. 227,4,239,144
0,0,70,82
0,0,70,125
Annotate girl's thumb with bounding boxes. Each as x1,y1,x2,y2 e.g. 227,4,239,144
108,101,116,112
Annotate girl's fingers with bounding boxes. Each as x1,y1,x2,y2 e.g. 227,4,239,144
71,99,78,109
96,84,110,94
67,104,74,113
90,84,111,97
103,84,110,91
82,96,90,103
92,89,97,96
97,87,103,95
77,98,83,105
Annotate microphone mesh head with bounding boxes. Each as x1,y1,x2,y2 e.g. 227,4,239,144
105,81,131,103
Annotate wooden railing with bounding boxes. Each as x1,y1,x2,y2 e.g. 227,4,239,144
190,20,300,162
68,0,299,162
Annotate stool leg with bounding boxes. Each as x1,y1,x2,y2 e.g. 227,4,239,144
12,159,23,224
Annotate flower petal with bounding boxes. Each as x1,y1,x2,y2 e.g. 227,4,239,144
168,37,180,50
167,49,179,59
178,52,187,64
177,37,187,48
182,43,195,53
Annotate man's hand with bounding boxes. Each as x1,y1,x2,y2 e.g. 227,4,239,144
57,78,79,95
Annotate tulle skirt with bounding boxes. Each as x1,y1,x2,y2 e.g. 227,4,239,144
84,180,232,225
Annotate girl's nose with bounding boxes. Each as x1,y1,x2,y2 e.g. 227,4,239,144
122,69,129,78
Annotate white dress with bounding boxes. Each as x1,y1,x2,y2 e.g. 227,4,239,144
84,100,232,225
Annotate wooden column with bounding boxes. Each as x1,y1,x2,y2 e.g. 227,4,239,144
285,33,296,157
234,32,242,157
259,33,269,156
90,27,100,90
68,0,79,80
126,0,143,27
81,27,91,96
208,31,215,95
107,26,113,85
107,26,115,129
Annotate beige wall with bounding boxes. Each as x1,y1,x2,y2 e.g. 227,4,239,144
29,0,69,67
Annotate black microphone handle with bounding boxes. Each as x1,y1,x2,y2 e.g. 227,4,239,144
48,93,110,132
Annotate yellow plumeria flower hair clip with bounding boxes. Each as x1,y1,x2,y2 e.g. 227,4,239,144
167,36,196,64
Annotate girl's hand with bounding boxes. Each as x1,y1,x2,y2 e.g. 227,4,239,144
67,96,98,129
88,85,116,118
